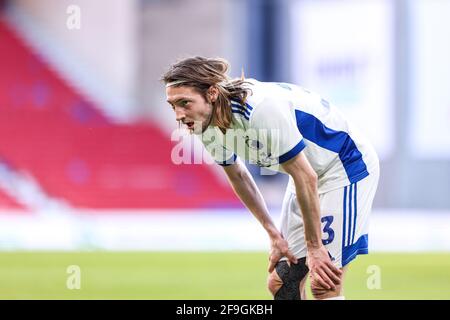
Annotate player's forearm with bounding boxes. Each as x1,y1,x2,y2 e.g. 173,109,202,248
225,165,279,239
292,175,323,249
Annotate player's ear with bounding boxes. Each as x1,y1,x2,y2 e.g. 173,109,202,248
207,86,219,103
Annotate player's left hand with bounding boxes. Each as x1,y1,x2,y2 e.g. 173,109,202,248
307,245,342,290
268,235,298,273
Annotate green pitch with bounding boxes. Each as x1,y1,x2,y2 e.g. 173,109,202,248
0,252,449,299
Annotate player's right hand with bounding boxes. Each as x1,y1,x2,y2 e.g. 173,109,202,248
268,235,298,273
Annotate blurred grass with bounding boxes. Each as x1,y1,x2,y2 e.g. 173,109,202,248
0,252,449,299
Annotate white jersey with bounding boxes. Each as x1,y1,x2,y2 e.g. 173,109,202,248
199,79,379,194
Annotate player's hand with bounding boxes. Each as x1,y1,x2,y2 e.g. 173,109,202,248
268,235,298,273
306,245,342,290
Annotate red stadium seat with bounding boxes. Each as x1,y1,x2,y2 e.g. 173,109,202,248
0,20,241,210
0,188,26,210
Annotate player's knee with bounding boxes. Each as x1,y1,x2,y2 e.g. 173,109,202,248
267,271,282,296
310,283,342,300
268,258,309,300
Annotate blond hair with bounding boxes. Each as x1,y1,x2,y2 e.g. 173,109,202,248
162,56,252,133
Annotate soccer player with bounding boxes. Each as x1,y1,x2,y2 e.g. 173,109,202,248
163,57,379,300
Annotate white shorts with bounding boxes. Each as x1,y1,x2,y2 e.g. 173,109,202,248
279,169,379,268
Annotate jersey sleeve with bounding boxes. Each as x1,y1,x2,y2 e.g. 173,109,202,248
200,127,237,166
250,98,306,165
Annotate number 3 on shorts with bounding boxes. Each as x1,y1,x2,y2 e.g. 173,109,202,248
321,216,335,245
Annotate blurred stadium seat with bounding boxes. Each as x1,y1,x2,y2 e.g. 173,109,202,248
0,187,25,209
0,19,240,210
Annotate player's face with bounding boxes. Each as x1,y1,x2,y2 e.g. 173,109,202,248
166,86,213,133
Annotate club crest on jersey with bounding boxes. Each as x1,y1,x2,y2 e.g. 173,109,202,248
245,136,263,150
256,152,277,167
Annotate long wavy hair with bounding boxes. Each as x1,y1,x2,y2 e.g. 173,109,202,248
162,56,252,133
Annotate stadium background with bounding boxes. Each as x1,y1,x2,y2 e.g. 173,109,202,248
0,0,449,299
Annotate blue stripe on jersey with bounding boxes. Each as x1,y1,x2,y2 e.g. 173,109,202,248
231,101,253,112
351,182,358,244
294,110,369,183
230,100,254,119
231,105,251,117
232,100,254,110
216,153,237,166
231,109,249,120
230,101,250,119
342,234,368,267
231,105,250,120
278,139,306,164
348,184,353,246
231,106,251,117
342,186,347,247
